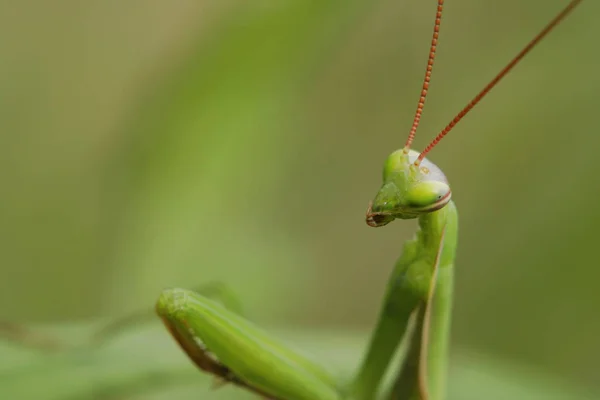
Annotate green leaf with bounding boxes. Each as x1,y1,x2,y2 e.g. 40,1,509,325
0,322,596,399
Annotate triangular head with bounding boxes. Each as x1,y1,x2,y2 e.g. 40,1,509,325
366,148,451,226
366,0,583,228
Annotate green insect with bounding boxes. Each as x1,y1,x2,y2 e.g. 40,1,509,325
152,1,583,399
0,1,584,400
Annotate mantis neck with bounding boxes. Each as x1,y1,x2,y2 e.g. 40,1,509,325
416,200,457,262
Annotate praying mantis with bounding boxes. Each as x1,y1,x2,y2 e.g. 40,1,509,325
0,1,584,400
151,1,583,400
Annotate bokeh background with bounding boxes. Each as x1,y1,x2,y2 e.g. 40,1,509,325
1,0,599,399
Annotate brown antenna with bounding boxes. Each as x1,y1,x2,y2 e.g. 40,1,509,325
415,0,583,165
404,0,445,151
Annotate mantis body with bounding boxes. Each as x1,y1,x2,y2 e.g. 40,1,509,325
1,1,583,400
154,1,583,399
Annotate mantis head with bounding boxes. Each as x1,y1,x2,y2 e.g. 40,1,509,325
366,0,450,227
366,148,450,226
365,0,583,227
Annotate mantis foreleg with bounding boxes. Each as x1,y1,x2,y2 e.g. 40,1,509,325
155,288,342,400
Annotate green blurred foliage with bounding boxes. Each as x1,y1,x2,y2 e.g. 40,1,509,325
0,323,596,399
1,0,599,398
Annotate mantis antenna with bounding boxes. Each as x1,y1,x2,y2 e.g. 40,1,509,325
411,0,583,166
403,0,444,151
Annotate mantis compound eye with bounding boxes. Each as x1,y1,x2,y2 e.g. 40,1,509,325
404,181,451,212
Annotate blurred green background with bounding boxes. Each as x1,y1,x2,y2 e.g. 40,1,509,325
1,0,599,399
